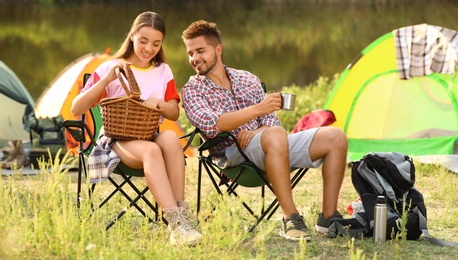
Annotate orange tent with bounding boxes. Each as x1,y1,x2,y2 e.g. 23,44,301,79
34,50,193,157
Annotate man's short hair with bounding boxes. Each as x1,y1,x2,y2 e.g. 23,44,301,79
182,20,221,47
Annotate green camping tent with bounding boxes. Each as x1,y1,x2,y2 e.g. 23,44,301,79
0,61,35,146
324,24,458,161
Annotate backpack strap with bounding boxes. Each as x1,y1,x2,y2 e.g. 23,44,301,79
328,212,369,238
413,207,458,247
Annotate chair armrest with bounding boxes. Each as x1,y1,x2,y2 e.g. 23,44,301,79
63,119,96,154
180,128,200,152
182,128,250,162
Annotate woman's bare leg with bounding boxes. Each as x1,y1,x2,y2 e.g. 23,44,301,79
153,130,186,201
113,139,177,209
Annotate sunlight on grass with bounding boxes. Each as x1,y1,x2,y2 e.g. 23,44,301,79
1,77,458,258
1,153,457,258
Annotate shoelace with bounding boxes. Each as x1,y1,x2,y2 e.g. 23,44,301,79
179,209,200,229
173,212,198,234
288,216,308,231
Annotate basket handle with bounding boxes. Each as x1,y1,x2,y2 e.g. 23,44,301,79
115,64,141,99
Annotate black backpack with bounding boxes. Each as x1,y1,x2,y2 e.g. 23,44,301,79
329,152,458,246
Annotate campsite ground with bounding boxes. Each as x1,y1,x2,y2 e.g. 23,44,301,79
1,163,44,176
2,77,458,258
1,148,457,259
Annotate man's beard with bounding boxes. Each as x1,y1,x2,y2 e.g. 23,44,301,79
197,52,218,75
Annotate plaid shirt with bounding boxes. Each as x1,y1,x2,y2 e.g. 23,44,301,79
394,23,458,79
87,128,120,183
182,66,280,158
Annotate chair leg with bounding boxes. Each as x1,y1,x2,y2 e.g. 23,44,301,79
114,171,167,224
250,168,309,229
203,161,259,219
261,186,265,215
199,157,309,232
76,153,84,208
261,168,308,221
66,118,162,230
87,176,152,229
77,152,94,209
196,156,203,216
248,197,279,232
108,177,152,217
94,176,130,211
248,168,309,231
102,172,168,230
105,186,152,230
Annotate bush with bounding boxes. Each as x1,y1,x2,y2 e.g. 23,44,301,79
276,74,340,131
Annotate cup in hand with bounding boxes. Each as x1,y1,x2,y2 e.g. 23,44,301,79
280,93,296,111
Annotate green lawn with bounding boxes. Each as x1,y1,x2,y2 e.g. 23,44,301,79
2,76,458,258
1,152,457,259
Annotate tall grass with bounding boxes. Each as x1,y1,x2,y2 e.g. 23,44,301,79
1,155,457,259
1,77,458,258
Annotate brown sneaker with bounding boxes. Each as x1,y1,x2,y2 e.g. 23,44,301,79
279,213,311,241
1,141,14,161
1,140,28,169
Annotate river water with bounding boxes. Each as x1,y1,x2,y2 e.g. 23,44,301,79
1,0,457,100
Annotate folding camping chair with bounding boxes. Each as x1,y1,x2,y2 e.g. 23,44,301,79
181,83,308,232
63,73,166,230
182,129,308,232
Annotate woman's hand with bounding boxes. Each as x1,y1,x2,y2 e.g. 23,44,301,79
104,61,132,86
143,98,163,110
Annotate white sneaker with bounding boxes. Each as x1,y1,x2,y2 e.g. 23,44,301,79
164,208,202,246
177,201,200,231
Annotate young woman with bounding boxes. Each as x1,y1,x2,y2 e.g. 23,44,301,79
71,11,202,246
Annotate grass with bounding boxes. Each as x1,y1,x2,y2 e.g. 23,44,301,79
1,76,458,258
1,151,458,259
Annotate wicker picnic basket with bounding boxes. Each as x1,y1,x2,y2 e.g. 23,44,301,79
100,64,162,140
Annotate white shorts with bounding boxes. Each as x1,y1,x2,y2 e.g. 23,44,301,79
220,127,323,170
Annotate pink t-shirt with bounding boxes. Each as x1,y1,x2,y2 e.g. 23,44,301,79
82,58,180,105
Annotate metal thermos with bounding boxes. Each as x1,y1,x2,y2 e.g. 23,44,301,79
373,195,387,242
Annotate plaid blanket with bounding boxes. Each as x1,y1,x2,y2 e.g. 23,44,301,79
87,128,120,184
393,23,458,79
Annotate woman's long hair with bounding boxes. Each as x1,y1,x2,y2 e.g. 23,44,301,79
112,11,167,65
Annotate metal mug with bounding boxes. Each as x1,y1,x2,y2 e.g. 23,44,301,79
280,93,296,111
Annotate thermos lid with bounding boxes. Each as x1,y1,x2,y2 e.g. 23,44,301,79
376,195,386,204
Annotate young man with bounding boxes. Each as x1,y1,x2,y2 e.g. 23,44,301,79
181,20,347,241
